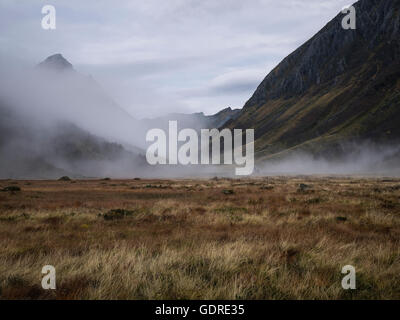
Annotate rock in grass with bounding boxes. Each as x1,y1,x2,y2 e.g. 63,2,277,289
260,185,274,190
1,186,21,192
103,209,135,221
298,183,313,193
58,176,71,181
222,189,234,195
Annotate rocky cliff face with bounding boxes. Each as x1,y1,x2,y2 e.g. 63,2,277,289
228,0,400,159
246,0,400,105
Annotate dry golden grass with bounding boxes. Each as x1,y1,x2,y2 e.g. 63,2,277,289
0,176,399,299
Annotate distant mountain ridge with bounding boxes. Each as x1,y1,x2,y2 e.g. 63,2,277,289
143,107,241,132
226,0,400,159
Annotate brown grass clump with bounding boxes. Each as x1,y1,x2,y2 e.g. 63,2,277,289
0,176,399,299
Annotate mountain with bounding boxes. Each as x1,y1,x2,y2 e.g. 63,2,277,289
226,0,400,160
0,53,240,178
210,107,241,128
0,54,149,178
37,53,74,72
32,54,148,149
143,107,240,132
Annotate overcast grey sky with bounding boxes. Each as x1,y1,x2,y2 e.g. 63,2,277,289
0,0,353,118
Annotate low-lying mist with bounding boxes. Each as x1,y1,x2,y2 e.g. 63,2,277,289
257,142,400,177
1,57,400,179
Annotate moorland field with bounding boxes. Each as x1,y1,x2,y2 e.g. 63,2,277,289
0,176,399,299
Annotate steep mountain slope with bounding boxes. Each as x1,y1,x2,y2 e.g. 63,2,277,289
226,0,400,159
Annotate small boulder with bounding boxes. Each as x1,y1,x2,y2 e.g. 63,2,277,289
1,186,21,192
103,209,135,221
58,176,71,181
298,183,312,193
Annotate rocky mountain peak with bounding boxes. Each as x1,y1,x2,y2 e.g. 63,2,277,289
37,54,74,72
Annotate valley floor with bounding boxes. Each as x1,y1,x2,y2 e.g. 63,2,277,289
0,176,399,299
